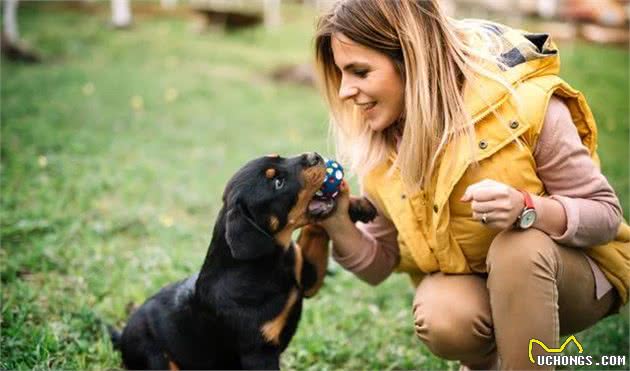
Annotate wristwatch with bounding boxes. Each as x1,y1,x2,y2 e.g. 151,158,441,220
515,190,537,229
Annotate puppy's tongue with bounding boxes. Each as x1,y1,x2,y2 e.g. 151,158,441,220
308,198,327,213
307,197,336,218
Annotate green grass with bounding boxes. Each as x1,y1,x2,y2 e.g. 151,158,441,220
1,3,628,370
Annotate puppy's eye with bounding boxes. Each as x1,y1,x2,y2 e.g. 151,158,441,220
274,178,285,190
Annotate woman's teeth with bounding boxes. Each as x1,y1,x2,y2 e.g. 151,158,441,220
361,102,376,111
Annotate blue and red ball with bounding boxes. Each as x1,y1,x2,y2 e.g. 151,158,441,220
315,159,344,199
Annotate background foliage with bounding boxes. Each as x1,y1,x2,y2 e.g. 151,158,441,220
1,3,628,370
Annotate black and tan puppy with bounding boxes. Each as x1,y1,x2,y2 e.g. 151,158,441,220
111,152,376,370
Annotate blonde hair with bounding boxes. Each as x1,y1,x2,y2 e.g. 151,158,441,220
314,0,518,191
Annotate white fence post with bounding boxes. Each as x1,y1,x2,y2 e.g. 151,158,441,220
111,0,132,28
3,0,20,44
264,0,281,29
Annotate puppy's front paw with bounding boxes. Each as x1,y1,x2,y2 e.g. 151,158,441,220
348,197,377,223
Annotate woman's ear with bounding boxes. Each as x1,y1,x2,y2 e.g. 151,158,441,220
225,203,276,260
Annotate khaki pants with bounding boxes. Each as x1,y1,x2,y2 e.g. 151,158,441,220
413,229,619,370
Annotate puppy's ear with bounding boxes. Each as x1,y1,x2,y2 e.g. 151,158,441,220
225,203,276,260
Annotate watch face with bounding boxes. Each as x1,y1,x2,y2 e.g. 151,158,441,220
519,209,537,229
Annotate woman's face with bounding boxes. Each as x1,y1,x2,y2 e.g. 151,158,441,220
331,32,404,132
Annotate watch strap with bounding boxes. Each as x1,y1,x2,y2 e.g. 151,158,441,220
514,190,536,229
520,190,535,210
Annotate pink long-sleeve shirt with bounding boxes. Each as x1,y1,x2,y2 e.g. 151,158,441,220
333,97,622,298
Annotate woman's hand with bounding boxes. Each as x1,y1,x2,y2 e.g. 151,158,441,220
460,179,525,230
317,180,352,232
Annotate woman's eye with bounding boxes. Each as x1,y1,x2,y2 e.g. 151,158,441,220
274,178,285,190
354,70,368,78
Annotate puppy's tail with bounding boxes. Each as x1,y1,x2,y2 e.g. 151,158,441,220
108,325,122,351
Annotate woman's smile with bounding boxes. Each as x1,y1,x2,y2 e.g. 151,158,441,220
358,102,377,113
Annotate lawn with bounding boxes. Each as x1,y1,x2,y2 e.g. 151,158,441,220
1,2,628,370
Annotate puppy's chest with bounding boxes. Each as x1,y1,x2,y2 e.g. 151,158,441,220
259,263,303,347
258,245,305,343
233,247,303,345
221,247,300,304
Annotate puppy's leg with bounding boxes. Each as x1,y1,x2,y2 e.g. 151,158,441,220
120,337,170,370
298,198,377,297
296,224,330,298
240,351,280,370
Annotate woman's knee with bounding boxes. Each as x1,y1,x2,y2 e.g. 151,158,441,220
413,297,494,360
486,229,559,278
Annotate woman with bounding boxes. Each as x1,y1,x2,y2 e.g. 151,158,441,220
313,0,629,369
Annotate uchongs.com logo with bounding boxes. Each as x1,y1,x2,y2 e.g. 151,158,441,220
529,335,627,368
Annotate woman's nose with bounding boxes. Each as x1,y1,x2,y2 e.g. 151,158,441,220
338,83,359,101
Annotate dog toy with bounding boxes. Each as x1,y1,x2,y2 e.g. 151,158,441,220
315,159,344,199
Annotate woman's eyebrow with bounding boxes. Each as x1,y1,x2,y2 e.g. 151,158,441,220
340,62,370,71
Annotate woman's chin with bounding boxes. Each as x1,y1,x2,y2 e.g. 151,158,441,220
367,119,391,132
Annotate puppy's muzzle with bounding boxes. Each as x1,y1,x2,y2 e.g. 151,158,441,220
302,152,324,168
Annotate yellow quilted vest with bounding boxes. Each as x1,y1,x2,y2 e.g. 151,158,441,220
362,24,630,303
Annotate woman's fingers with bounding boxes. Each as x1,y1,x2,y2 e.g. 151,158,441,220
462,179,524,229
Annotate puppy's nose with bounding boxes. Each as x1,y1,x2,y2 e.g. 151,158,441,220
303,152,323,167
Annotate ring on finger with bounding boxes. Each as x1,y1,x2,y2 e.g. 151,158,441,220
481,213,488,224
